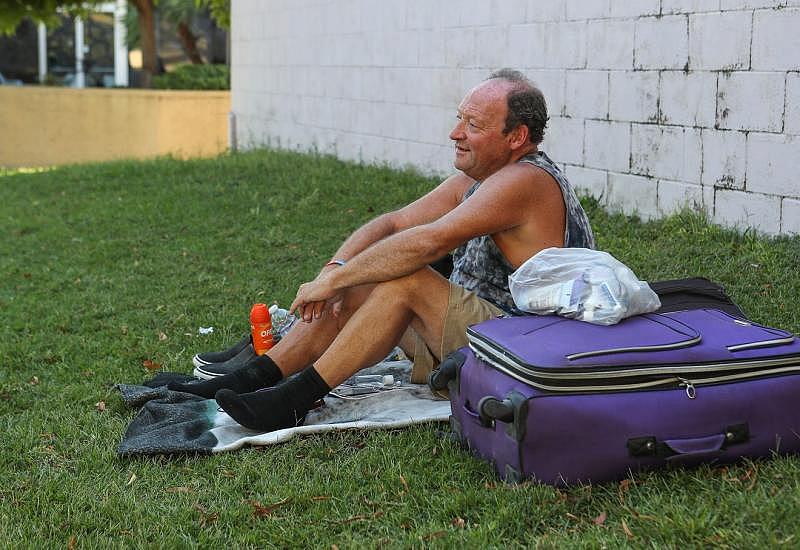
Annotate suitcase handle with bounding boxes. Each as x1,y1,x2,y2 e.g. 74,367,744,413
628,423,749,460
477,392,529,442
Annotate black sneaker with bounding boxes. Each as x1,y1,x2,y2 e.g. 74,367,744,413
192,335,251,368
193,342,259,380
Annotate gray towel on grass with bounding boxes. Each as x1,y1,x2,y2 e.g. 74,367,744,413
116,360,451,456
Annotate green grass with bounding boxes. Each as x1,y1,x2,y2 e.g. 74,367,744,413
1,149,799,548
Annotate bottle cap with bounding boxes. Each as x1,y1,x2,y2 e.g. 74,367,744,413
250,303,269,323
269,304,278,315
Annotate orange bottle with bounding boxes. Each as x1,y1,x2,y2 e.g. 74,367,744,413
250,303,274,355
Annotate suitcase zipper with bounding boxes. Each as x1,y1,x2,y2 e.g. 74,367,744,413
470,339,800,394
468,334,800,380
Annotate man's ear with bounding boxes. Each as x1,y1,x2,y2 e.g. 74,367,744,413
507,124,529,149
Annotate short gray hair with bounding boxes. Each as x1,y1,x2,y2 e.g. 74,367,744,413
486,68,548,144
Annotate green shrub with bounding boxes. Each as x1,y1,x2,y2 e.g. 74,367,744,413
152,63,230,90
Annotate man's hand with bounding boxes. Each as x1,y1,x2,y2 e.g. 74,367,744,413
289,271,344,322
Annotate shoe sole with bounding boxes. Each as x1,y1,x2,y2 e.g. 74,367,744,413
193,366,224,380
192,335,251,369
192,344,258,380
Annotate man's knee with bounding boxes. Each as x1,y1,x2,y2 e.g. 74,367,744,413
371,267,447,305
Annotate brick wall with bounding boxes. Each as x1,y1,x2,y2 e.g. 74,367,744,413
231,0,800,235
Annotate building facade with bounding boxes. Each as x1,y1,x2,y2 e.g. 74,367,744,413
231,0,800,235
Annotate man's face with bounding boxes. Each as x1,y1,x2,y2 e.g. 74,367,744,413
449,80,515,181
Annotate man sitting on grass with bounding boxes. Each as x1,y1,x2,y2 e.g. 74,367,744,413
170,68,595,431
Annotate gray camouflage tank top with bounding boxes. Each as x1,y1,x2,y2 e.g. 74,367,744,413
449,151,595,314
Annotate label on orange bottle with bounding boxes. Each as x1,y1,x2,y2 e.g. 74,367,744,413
250,303,274,355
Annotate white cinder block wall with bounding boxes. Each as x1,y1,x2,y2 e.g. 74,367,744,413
231,0,800,235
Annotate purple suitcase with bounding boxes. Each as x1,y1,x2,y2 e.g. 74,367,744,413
431,308,800,486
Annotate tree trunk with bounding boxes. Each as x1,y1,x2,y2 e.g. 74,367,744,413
177,21,204,64
132,0,157,88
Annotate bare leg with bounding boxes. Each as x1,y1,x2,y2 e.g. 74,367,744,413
312,267,451,387
170,284,375,397
214,268,452,431
267,283,374,377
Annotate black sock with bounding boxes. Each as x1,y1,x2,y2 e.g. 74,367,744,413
168,355,283,398
215,365,331,432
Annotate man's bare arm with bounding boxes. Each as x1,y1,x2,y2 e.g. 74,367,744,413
291,164,560,316
321,172,471,268
289,172,471,320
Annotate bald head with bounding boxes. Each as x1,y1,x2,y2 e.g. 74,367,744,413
484,68,548,144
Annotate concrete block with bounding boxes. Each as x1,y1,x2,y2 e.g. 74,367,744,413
397,103,422,141
564,165,608,200
717,72,785,132
787,73,800,135
782,198,800,234
405,0,442,30
457,0,495,27
381,137,410,168
752,8,800,71
564,70,608,119
689,11,751,70
358,135,385,165
526,0,566,22
586,20,635,70
459,68,486,96
417,30,447,68
662,0,723,13
544,21,587,69
713,188,781,235
406,68,439,106
417,105,452,145
608,0,660,18
702,129,747,189
544,116,585,165
490,0,527,25
407,140,445,174
635,15,689,70
658,179,706,216
444,28,477,69
367,31,393,66
507,24,546,70
747,133,800,198
382,68,408,104
608,70,659,123
430,144,457,176
585,120,631,172
722,0,800,8
631,124,702,183
703,185,716,217
476,26,510,70
334,131,361,164
659,71,717,128
566,0,609,20
434,68,465,108
359,68,385,102
607,172,659,220
394,31,421,67
528,70,566,117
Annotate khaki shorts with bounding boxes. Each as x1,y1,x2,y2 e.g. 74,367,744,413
408,283,504,384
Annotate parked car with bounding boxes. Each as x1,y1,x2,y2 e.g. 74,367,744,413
0,71,23,86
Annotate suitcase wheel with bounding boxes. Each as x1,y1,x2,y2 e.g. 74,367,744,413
477,396,515,423
428,350,466,393
477,391,529,442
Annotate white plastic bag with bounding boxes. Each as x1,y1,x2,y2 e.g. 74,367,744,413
508,248,661,325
